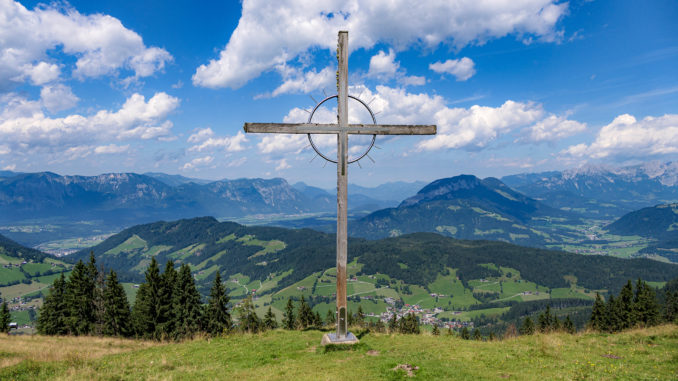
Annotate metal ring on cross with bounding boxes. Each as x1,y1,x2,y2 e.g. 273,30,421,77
307,95,377,164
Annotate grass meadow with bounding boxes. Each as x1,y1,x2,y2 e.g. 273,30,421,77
0,325,676,380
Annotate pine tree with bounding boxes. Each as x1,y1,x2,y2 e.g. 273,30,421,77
589,293,606,331
37,273,68,335
605,294,622,332
356,305,365,327
564,315,575,334
388,313,398,333
375,319,385,333
538,312,549,333
399,313,420,334
0,302,10,333
314,311,322,327
238,296,261,333
432,324,440,336
520,316,534,335
103,270,131,337
283,298,295,330
172,264,203,339
66,260,95,335
635,279,660,327
553,315,561,331
472,328,481,340
665,291,678,323
326,309,335,327
489,331,496,341
297,296,314,329
461,326,470,339
263,306,278,330
131,257,162,339
618,280,635,329
92,263,106,336
158,260,177,338
204,271,231,336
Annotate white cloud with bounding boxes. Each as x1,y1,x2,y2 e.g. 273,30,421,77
562,114,678,159
94,144,129,154
192,0,567,89
188,131,248,152
187,127,215,143
0,145,10,155
368,49,399,79
2,164,15,170
522,114,586,142
275,158,290,171
0,1,172,87
40,84,79,113
400,75,426,86
269,66,335,97
182,156,213,170
429,57,476,81
19,61,61,85
0,92,179,154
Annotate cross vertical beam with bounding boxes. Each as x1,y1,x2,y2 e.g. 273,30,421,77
335,30,349,339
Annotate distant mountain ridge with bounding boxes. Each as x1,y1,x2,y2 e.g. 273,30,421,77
502,162,678,218
0,172,335,225
348,175,574,246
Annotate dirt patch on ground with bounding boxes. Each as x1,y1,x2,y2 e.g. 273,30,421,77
393,363,419,377
366,350,379,356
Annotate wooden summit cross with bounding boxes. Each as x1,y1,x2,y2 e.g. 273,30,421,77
244,31,436,344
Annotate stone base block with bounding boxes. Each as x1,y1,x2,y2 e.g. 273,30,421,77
321,332,359,346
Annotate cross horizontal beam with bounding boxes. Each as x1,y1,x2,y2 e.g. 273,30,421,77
243,123,436,136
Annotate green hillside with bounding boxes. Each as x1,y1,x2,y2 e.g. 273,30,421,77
65,217,678,333
0,234,71,330
347,175,581,246
1,326,676,380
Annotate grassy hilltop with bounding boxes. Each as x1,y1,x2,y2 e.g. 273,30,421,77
1,325,676,380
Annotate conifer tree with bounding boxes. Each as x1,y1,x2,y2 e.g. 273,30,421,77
297,296,314,329
0,301,10,333
103,270,131,337
552,315,561,332
618,280,635,329
131,257,162,339
589,293,606,331
263,306,278,330
66,260,95,335
634,279,660,327
37,273,68,335
520,316,534,335
356,305,365,327
461,326,470,339
172,264,203,339
564,315,575,334
238,296,261,333
205,271,231,336
664,290,678,323
92,263,106,336
283,298,295,330
399,312,420,334
432,324,440,336
472,328,481,340
375,319,385,333
314,311,322,327
158,260,177,338
326,309,335,327
388,312,398,333
605,294,622,332
538,312,549,333
447,326,453,336
489,331,496,341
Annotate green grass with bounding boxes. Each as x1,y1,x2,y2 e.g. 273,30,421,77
20,263,52,277
0,325,675,380
105,234,147,255
0,267,26,286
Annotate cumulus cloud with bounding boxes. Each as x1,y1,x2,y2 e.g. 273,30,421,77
0,92,179,154
429,57,476,81
0,1,172,87
187,130,248,152
368,49,399,79
192,0,567,89
40,84,79,113
94,144,129,154
270,66,335,97
182,156,214,170
522,114,586,142
561,114,678,159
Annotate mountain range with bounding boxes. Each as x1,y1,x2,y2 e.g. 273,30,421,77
502,162,678,218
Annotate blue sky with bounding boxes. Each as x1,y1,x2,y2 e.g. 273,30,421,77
1,0,677,187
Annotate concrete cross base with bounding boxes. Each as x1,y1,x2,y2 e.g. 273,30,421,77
321,332,359,346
